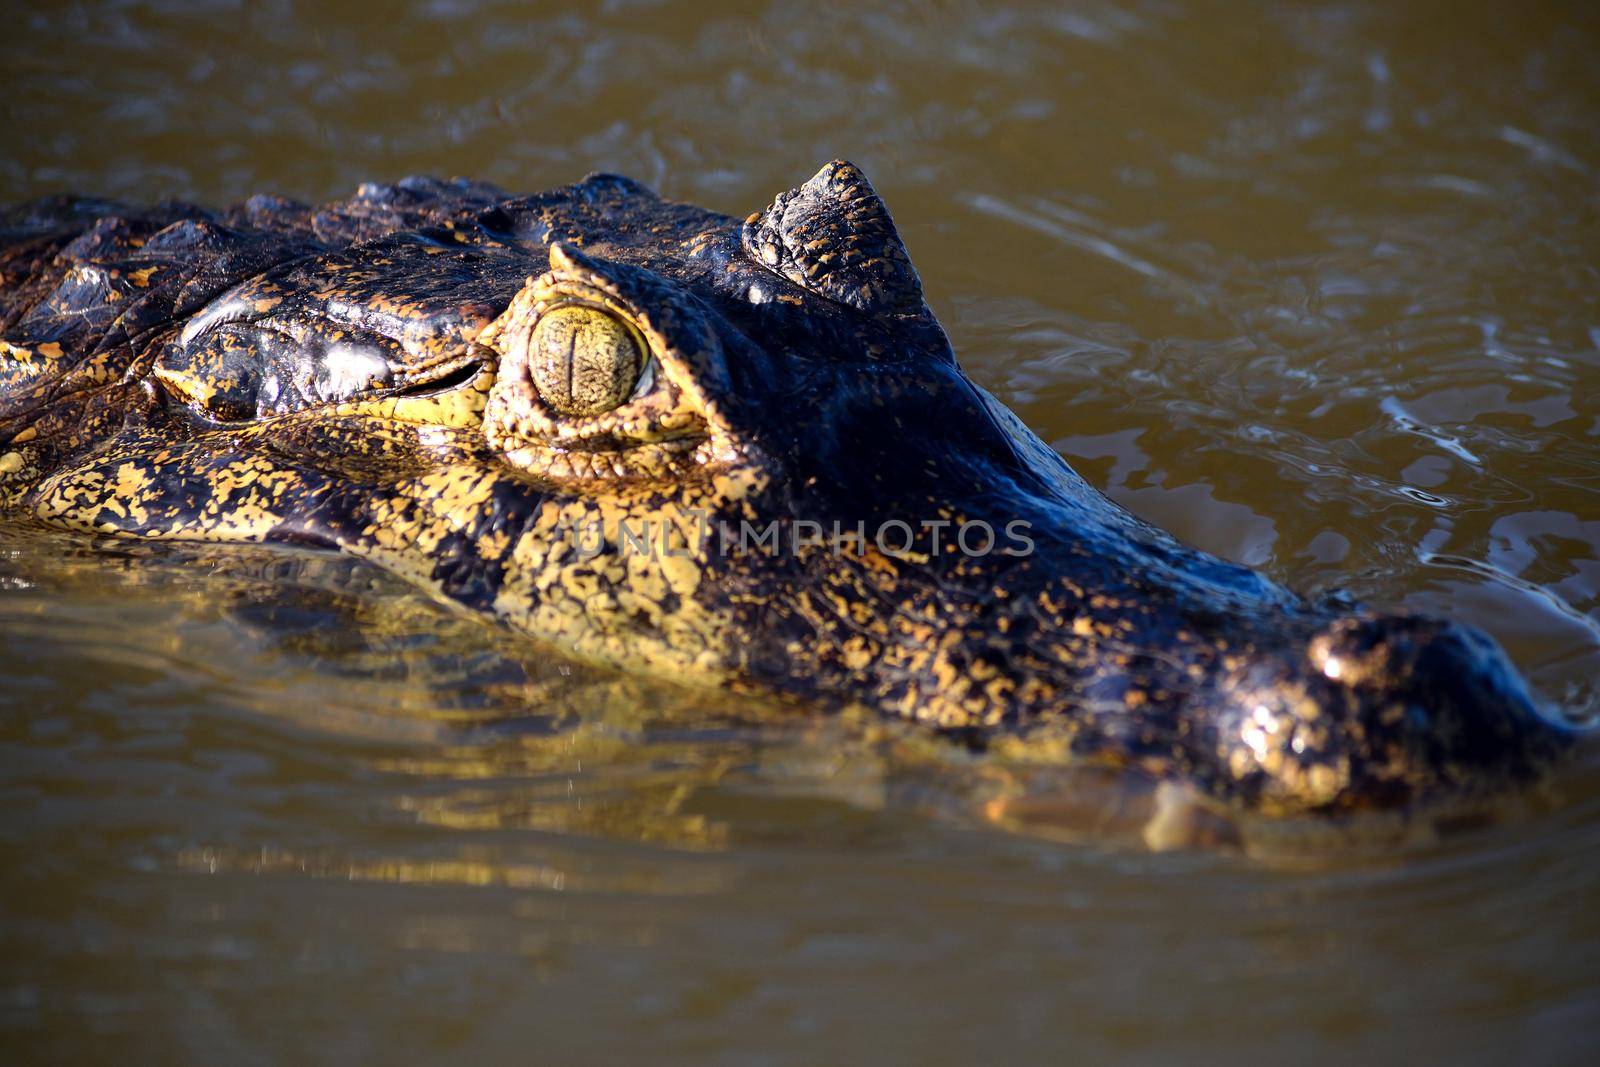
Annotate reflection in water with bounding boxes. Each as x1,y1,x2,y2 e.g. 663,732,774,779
1,0,1598,1060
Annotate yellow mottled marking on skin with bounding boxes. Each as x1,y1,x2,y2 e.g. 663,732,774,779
113,463,151,497
154,364,219,405
408,466,498,522
1,341,37,367
659,552,700,598
840,637,875,671
0,452,23,474
1306,764,1342,803
37,342,63,359
111,463,153,525
477,528,510,562
128,267,158,287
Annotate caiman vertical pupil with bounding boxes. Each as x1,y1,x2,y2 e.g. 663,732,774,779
526,305,643,417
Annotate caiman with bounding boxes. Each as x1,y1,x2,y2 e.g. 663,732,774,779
0,161,1580,845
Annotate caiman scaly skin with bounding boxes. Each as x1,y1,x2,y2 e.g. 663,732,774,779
0,162,1577,823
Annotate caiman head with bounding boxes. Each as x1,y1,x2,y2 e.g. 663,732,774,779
0,161,1576,831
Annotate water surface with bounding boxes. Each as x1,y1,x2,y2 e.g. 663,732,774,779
2,1,1598,1061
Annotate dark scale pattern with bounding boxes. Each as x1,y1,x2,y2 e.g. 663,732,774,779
741,160,926,318
0,161,1579,837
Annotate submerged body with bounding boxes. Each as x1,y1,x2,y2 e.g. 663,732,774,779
0,163,1575,836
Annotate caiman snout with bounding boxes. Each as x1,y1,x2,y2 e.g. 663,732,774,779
1204,613,1574,817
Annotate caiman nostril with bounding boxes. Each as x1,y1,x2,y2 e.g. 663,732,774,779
1196,611,1577,817
1307,614,1446,688
1283,612,1574,809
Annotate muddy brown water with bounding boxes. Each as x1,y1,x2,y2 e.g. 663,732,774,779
2,1,1598,1062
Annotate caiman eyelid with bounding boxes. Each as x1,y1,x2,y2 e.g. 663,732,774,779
627,354,656,404
178,294,254,346
393,359,485,397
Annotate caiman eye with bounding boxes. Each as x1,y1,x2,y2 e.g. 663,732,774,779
526,304,648,418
